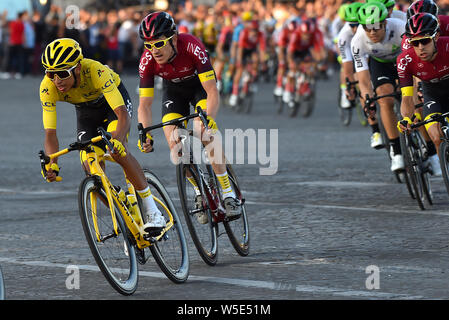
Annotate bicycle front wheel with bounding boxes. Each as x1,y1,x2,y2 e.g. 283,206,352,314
143,169,190,284
223,164,250,256
177,163,218,266
78,176,138,295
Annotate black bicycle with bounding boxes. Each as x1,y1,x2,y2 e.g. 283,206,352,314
138,107,250,266
398,108,433,210
338,78,367,127
412,111,449,197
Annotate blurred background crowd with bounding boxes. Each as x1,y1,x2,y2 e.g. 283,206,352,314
1,0,449,79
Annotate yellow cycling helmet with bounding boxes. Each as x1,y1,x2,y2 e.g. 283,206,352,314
242,11,253,22
41,38,83,71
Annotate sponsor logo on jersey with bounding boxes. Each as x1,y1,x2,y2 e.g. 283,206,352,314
187,42,208,64
397,54,412,78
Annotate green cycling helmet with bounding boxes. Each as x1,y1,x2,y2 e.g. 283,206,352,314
344,2,364,22
358,2,388,25
338,4,350,20
366,0,395,9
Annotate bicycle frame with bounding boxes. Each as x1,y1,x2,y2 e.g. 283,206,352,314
138,107,227,223
39,131,174,250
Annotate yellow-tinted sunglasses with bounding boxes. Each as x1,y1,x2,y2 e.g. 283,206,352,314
144,35,174,51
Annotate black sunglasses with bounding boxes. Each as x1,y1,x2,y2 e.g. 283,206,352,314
349,23,359,28
410,37,433,47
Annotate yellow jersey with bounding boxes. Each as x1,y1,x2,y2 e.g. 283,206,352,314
40,58,124,130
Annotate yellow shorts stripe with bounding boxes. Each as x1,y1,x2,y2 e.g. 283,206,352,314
424,112,442,131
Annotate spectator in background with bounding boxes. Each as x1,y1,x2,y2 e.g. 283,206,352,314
44,6,61,44
107,22,121,73
0,10,7,77
6,11,26,79
117,8,134,73
32,10,45,75
23,11,35,76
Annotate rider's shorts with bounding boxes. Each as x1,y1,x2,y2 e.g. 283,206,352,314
368,58,398,90
422,79,449,129
76,82,132,156
161,77,207,123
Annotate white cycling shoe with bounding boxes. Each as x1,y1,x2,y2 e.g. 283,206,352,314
143,210,166,234
273,86,283,97
390,154,405,172
229,94,238,107
371,132,384,149
340,91,351,109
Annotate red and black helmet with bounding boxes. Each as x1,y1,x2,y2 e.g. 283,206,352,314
139,11,177,41
405,13,440,37
407,0,439,20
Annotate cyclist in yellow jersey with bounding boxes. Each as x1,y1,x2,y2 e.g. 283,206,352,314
39,38,166,233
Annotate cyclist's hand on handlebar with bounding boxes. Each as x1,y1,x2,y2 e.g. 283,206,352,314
397,117,413,134
206,116,218,133
345,86,356,101
138,132,154,153
108,138,127,157
42,163,62,182
364,102,376,119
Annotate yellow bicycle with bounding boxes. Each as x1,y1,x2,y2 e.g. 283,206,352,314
38,128,189,295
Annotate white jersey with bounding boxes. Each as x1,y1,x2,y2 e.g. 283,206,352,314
351,18,405,72
337,22,355,63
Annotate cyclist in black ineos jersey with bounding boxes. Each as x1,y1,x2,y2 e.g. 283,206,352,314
137,12,242,221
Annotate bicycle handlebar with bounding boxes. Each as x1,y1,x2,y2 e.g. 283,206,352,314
138,106,209,146
411,111,449,129
38,127,112,180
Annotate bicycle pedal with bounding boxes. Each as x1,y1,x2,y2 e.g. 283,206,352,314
143,227,164,238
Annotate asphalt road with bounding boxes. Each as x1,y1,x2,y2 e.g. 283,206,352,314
1,70,449,303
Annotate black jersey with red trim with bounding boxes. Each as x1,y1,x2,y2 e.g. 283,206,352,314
397,36,449,89
138,33,215,97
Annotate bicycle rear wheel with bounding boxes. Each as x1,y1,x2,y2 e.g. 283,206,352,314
78,176,138,295
222,164,250,256
177,163,218,266
142,169,190,284
416,134,433,205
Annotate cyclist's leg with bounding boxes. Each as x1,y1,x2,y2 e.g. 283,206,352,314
194,99,240,217
370,59,402,159
107,83,164,229
422,82,448,154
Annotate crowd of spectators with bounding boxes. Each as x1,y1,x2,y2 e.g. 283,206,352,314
1,0,449,80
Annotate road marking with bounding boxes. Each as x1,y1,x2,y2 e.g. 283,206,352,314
286,181,392,188
0,257,423,299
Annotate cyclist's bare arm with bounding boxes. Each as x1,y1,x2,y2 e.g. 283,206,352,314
44,128,60,181
400,94,415,120
356,69,374,103
201,78,220,119
112,105,131,144
137,96,154,153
